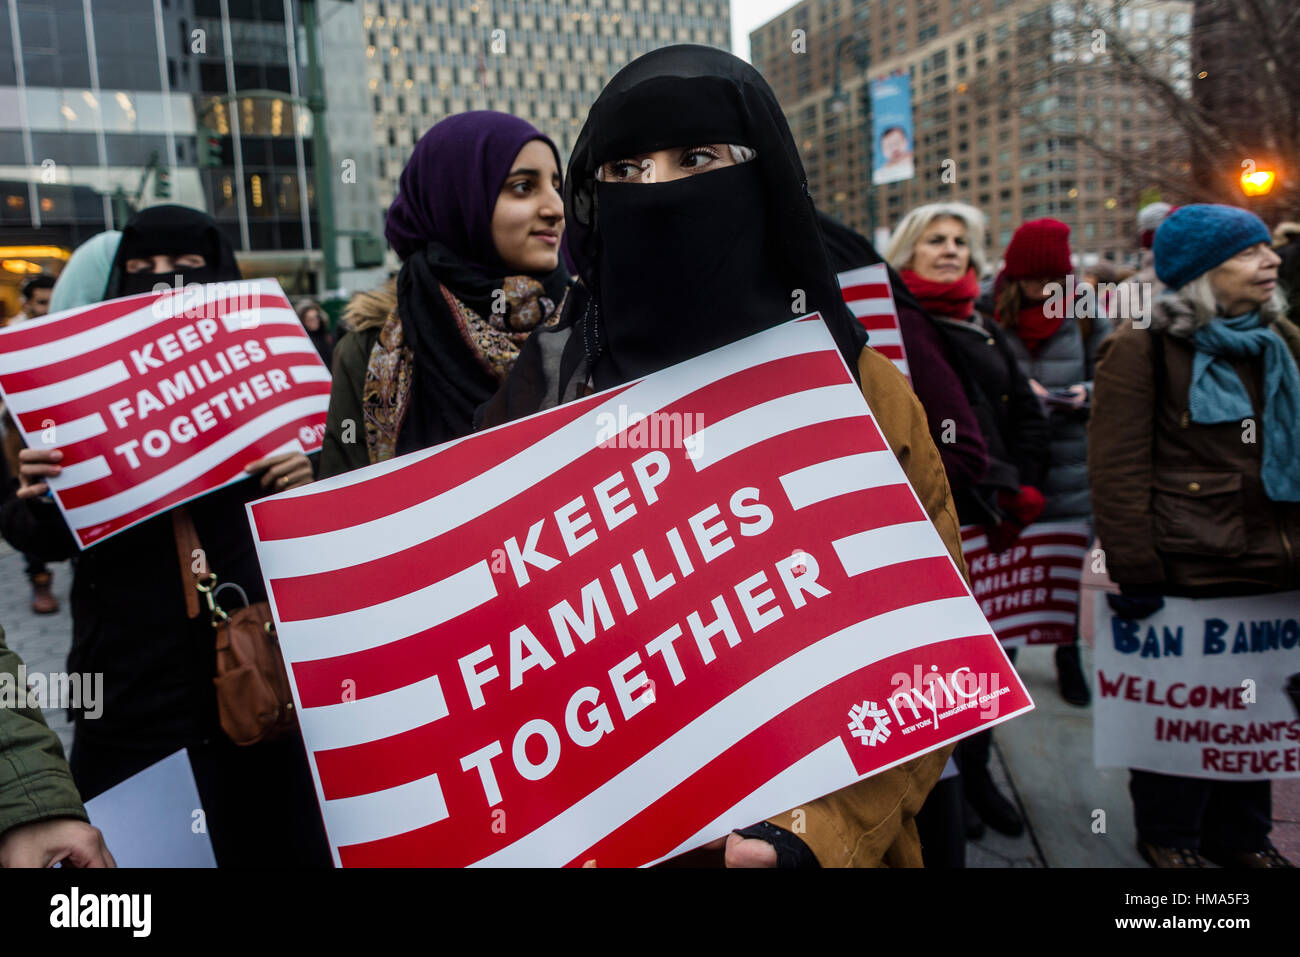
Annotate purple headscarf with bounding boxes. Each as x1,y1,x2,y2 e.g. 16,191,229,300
384,111,562,266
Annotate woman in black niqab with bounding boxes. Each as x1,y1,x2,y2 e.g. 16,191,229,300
480,45,866,425
473,46,978,872
104,204,243,298
3,203,330,866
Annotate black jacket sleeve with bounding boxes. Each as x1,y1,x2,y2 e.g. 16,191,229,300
896,304,988,497
994,328,1051,489
0,486,78,562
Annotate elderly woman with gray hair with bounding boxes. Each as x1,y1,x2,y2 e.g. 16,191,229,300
1089,203,1300,868
887,202,1050,845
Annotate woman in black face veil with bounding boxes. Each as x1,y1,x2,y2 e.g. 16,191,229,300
105,204,243,299
481,46,969,869
3,205,329,867
479,44,866,421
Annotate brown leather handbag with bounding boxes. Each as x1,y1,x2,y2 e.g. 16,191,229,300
172,507,297,746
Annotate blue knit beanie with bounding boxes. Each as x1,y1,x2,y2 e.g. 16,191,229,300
1153,204,1271,290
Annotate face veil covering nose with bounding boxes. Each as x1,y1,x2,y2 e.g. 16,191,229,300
565,45,866,389
593,161,793,383
107,204,242,298
480,44,869,425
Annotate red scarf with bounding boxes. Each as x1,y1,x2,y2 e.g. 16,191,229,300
1012,301,1064,354
900,268,980,320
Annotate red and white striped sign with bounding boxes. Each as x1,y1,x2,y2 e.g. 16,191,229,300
249,316,1032,868
837,263,910,384
960,521,1092,646
0,279,330,548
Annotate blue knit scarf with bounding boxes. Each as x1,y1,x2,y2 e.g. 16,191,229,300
1190,311,1300,502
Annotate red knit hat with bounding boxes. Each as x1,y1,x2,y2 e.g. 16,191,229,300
1002,218,1072,280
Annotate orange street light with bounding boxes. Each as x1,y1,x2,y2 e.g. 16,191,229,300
1241,169,1276,196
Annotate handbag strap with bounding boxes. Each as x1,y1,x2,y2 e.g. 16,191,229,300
171,506,204,620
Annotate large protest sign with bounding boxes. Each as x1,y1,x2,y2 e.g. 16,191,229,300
837,263,911,385
0,278,329,547
248,316,1033,868
960,522,1091,646
1093,592,1300,780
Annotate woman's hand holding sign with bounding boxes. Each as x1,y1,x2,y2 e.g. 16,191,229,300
15,447,61,500
20,446,313,499
245,452,313,492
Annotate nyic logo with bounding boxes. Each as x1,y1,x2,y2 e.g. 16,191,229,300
887,664,1009,733
847,700,892,747
298,423,326,448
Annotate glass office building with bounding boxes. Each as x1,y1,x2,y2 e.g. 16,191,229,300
0,0,360,264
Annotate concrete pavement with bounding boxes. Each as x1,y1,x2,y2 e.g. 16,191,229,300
0,539,73,757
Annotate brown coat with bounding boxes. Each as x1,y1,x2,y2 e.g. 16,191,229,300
1088,316,1300,591
762,346,963,867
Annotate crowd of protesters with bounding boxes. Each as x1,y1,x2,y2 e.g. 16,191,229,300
1,43,1297,870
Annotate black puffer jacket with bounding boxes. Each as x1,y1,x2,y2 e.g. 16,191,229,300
932,312,1051,525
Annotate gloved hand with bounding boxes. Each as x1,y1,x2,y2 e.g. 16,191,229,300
984,486,1046,553
997,485,1046,527
1106,583,1166,620
731,821,819,868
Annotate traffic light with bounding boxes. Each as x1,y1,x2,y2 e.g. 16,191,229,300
154,167,171,199
198,128,223,168
352,234,386,268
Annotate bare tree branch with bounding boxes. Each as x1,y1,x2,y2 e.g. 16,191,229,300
995,0,1299,217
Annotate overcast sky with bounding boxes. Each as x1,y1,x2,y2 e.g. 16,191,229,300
731,0,799,62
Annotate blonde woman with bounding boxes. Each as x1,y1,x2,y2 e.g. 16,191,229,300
887,203,1050,839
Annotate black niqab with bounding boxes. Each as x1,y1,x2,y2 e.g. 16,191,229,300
105,204,242,297
481,45,866,423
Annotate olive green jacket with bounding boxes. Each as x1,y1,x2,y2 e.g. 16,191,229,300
0,626,88,840
318,281,396,481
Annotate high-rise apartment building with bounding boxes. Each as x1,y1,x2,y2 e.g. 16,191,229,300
359,0,731,209
751,0,1192,266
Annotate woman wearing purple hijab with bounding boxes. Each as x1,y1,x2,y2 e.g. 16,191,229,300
319,111,569,478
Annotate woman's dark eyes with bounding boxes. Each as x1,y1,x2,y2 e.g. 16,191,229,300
682,148,717,166
508,179,560,194
606,149,718,179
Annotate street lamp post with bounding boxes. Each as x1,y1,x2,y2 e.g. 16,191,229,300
1239,162,1279,224
1241,169,1276,197
300,0,339,297
830,37,875,239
